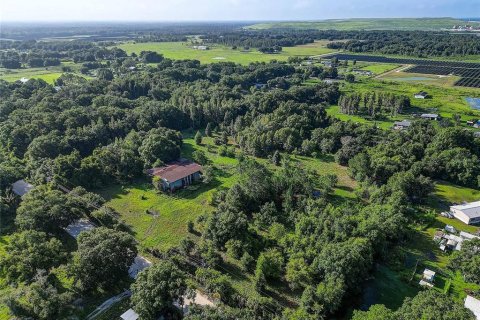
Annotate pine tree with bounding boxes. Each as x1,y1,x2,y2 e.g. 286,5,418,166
195,131,202,145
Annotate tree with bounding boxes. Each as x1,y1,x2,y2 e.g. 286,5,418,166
271,150,281,166
192,150,209,165
139,131,181,168
345,73,355,83
0,230,65,282
205,123,213,137
15,185,81,233
195,131,203,145
450,238,480,285
195,268,234,303
396,290,474,320
352,305,395,320
97,68,114,81
7,271,72,320
255,249,284,281
73,227,137,291
131,261,187,320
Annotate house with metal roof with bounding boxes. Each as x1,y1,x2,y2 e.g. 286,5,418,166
148,159,202,192
450,201,480,225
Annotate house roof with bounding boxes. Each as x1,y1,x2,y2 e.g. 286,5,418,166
451,201,480,218
128,255,152,279
423,269,436,278
415,91,428,96
465,295,480,320
11,179,34,197
65,219,96,239
394,120,412,127
460,231,480,241
148,160,202,183
120,309,139,320
421,113,439,118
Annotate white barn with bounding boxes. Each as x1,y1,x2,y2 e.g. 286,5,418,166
450,201,480,225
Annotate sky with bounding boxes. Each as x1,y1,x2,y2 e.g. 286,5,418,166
1,0,479,22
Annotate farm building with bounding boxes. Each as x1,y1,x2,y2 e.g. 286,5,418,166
414,91,428,99
450,201,480,225
465,295,480,320
393,120,412,130
353,69,373,76
148,159,202,192
474,132,480,138
436,230,479,251
420,113,440,121
193,45,208,50
11,179,34,197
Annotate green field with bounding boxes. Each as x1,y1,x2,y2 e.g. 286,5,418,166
359,63,401,75
0,61,88,84
114,41,336,65
247,18,476,31
323,77,480,130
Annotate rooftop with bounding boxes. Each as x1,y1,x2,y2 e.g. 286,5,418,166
148,160,202,183
120,309,139,320
65,219,96,239
451,201,480,218
465,295,480,320
11,179,34,197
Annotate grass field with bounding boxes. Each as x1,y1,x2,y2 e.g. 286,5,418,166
323,77,480,129
246,18,473,31
0,61,88,84
378,70,461,88
114,41,336,65
359,63,401,75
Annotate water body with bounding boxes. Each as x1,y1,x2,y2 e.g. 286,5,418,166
466,97,480,110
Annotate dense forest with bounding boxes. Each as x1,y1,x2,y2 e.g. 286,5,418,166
1,26,480,320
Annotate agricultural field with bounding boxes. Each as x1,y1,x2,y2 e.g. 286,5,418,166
246,18,474,31
114,41,336,65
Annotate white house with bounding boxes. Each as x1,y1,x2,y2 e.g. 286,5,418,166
465,295,480,320
420,113,440,121
450,201,480,225
393,120,412,130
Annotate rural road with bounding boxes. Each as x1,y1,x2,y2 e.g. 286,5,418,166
375,64,412,78
86,290,131,320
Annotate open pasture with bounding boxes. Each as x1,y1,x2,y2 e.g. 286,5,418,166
115,41,336,65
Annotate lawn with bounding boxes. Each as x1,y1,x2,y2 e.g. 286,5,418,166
359,63,401,75
114,41,336,65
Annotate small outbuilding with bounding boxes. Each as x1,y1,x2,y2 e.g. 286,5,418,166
11,179,34,197
419,269,435,287
65,219,96,239
120,308,139,320
414,91,428,99
393,120,412,130
420,113,440,121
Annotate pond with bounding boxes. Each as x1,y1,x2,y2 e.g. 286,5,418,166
466,97,480,110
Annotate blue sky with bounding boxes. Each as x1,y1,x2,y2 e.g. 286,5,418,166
1,0,479,21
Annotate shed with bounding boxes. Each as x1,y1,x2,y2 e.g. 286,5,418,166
120,309,139,320
445,225,456,233
11,180,34,197
393,120,412,130
420,113,440,121
414,91,428,99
